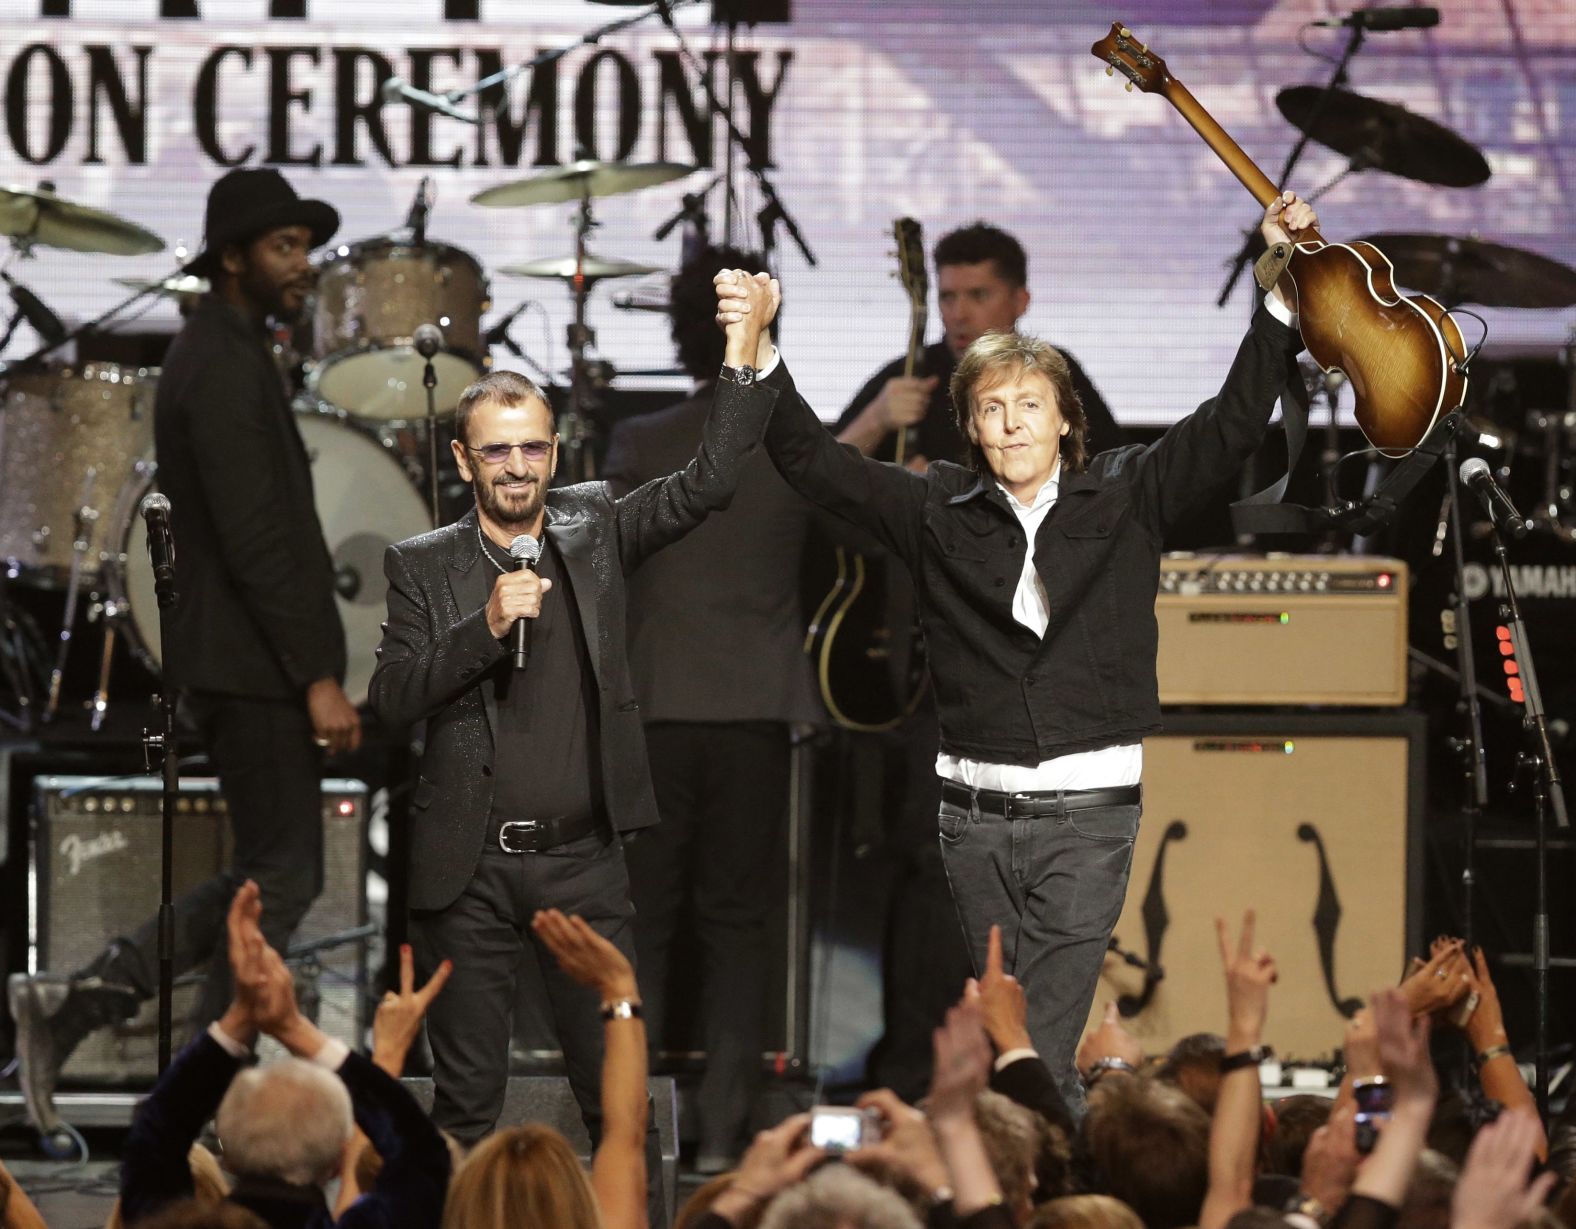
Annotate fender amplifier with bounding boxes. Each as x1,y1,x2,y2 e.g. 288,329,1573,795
30,775,368,1084
1157,554,1407,706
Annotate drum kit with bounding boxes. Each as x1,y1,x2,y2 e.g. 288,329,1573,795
0,159,695,732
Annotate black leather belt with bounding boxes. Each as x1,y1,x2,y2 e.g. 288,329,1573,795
491,812,604,854
940,780,1141,819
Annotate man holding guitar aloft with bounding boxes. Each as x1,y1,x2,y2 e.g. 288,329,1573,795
716,189,1316,1114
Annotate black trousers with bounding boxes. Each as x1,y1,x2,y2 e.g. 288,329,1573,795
626,721,790,1156
117,692,325,1026
410,830,666,1228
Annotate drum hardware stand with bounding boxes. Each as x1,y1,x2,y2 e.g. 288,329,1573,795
563,184,602,483
652,2,817,268
1482,513,1570,1122
138,493,180,1074
0,567,41,732
43,472,102,721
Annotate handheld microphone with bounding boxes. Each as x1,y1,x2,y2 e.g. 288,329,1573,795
1459,457,1531,540
483,302,531,348
1312,6,1440,30
380,75,481,125
404,176,432,245
140,491,178,607
508,534,543,670
413,322,444,360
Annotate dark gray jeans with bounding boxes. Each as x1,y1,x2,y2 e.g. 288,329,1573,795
936,784,1141,1117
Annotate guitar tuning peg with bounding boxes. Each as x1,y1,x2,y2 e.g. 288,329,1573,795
1119,25,1131,37
1106,65,1115,76
1125,80,1134,91
1138,41,1148,52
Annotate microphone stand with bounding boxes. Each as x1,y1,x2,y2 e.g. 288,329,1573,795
1485,518,1569,1122
1217,22,1367,307
653,3,817,267
1441,435,1490,960
423,353,441,524
143,522,179,1073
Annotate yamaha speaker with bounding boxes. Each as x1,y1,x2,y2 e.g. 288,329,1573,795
1088,713,1424,1062
31,775,369,1084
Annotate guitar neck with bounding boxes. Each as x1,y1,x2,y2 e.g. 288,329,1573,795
1160,77,1326,244
894,300,926,463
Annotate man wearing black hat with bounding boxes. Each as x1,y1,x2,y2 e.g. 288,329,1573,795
8,169,358,1139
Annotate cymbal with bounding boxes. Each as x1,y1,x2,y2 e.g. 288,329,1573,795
1275,87,1490,188
0,184,166,255
1358,233,1576,308
472,161,697,208
499,252,664,283
114,274,211,298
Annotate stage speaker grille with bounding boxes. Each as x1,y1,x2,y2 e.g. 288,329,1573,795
31,775,368,1084
1089,713,1424,1062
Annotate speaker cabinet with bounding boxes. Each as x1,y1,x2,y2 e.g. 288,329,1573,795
31,775,368,1083
1089,713,1425,1062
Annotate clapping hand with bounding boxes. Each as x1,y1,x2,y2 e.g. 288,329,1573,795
1452,1109,1555,1229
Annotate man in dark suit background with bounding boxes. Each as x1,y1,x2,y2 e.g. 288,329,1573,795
8,169,360,1138
366,271,782,1221
602,246,822,1171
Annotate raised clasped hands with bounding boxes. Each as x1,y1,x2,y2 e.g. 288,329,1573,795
713,268,780,365
222,880,307,1049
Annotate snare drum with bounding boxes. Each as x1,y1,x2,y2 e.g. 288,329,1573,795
108,413,432,706
309,238,489,422
0,362,156,586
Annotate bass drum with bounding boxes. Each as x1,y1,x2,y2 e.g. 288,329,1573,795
111,414,433,706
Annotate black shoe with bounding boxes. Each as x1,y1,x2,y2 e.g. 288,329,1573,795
7,970,139,1135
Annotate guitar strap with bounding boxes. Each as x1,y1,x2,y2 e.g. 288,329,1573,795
1230,373,1464,537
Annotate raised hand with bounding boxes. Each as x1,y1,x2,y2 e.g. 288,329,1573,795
1371,987,1436,1107
928,1000,992,1123
531,909,638,1002
373,944,452,1077
1343,1007,1379,1081
849,1088,950,1197
709,1113,825,1226
1301,1100,1360,1215
968,924,1032,1054
1398,939,1471,1018
1451,1109,1556,1229
1216,910,1277,1049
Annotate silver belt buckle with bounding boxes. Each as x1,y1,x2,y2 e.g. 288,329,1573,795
498,819,541,854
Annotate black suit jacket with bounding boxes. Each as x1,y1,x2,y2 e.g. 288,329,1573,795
368,374,782,913
153,296,345,698
602,387,822,726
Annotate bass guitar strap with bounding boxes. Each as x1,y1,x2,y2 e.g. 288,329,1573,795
1230,376,1464,538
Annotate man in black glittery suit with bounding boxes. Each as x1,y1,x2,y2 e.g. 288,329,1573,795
368,274,782,1223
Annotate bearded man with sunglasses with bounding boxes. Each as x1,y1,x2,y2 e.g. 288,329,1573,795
367,280,782,1224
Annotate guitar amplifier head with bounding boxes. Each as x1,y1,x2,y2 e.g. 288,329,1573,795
1157,554,1407,706
30,775,368,1084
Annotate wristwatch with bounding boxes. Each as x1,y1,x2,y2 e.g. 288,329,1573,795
1083,1056,1137,1087
1284,1195,1332,1227
1218,1045,1272,1074
719,363,758,387
600,998,643,1021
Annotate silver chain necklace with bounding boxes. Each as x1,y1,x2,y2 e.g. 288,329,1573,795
477,521,508,575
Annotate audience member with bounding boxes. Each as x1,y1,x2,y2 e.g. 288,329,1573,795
757,1167,921,1229
1078,1074,1210,1229
441,907,650,1229
131,1202,270,1229
1263,1097,1334,1181
1030,1195,1144,1229
119,882,450,1229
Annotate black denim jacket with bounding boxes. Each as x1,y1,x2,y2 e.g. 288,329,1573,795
762,306,1301,767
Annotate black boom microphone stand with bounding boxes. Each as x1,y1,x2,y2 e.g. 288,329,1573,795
414,323,444,524
139,492,179,1073
1471,465,1569,1119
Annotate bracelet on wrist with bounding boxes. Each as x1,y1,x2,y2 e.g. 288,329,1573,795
1476,1042,1513,1068
1082,1056,1137,1087
1219,1045,1272,1075
600,997,643,1021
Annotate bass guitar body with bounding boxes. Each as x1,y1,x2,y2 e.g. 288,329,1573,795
804,544,928,732
1290,239,1469,456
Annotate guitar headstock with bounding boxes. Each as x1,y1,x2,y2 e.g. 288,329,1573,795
1091,21,1170,95
893,217,928,310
